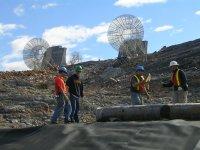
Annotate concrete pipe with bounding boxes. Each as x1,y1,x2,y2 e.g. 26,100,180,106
96,103,200,122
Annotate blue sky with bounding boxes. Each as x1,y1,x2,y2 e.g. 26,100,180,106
0,0,200,71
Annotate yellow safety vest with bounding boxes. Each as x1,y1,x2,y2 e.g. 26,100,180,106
133,75,145,91
171,69,180,86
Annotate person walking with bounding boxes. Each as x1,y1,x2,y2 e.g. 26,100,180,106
66,65,84,123
162,61,188,103
51,67,72,124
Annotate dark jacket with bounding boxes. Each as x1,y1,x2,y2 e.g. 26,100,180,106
163,69,188,91
66,74,83,97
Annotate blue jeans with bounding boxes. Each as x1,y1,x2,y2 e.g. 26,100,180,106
51,93,72,122
131,92,143,105
70,94,80,123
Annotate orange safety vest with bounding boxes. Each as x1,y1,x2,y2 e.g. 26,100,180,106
134,75,145,92
171,69,181,86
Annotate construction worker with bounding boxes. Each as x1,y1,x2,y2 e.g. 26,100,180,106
162,61,188,103
51,67,72,124
66,65,84,123
130,65,150,105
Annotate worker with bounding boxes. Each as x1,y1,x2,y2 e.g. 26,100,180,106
130,65,150,105
162,61,188,103
51,67,72,124
66,65,84,123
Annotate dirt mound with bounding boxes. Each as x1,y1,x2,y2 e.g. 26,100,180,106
0,38,200,128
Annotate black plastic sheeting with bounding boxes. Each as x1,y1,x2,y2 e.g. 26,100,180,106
1,120,200,150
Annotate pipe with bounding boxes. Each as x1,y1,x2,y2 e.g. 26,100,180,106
96,103,200,122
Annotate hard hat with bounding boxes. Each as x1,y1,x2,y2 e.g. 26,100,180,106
136,65,145,71
75,65,83,73
58,66,68,75
169,61,179,67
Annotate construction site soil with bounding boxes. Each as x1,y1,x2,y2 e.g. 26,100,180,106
0,38,200,128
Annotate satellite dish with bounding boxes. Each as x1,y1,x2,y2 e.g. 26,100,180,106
107,14,144,58
23,38,50,69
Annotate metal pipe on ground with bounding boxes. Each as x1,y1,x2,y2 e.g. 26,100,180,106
96,103,200,122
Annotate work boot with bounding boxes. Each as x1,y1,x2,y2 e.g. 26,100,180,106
70,118,75,123
64,118,70,124
75,118,79,123
74,116,79,123
51,121,58,124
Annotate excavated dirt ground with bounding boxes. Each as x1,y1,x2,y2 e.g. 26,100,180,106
0,39,200,128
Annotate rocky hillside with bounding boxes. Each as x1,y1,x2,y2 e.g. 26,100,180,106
0,38,200,128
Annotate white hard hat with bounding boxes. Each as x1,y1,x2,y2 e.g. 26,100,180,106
169,61,179,67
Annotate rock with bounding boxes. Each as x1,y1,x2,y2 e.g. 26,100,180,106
100,67,125,79
20,123,28,128
0,114,4,122
3,105,26,113
0,38,200,128
109,78,118,83
0,85,8,93
10,119,19,123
